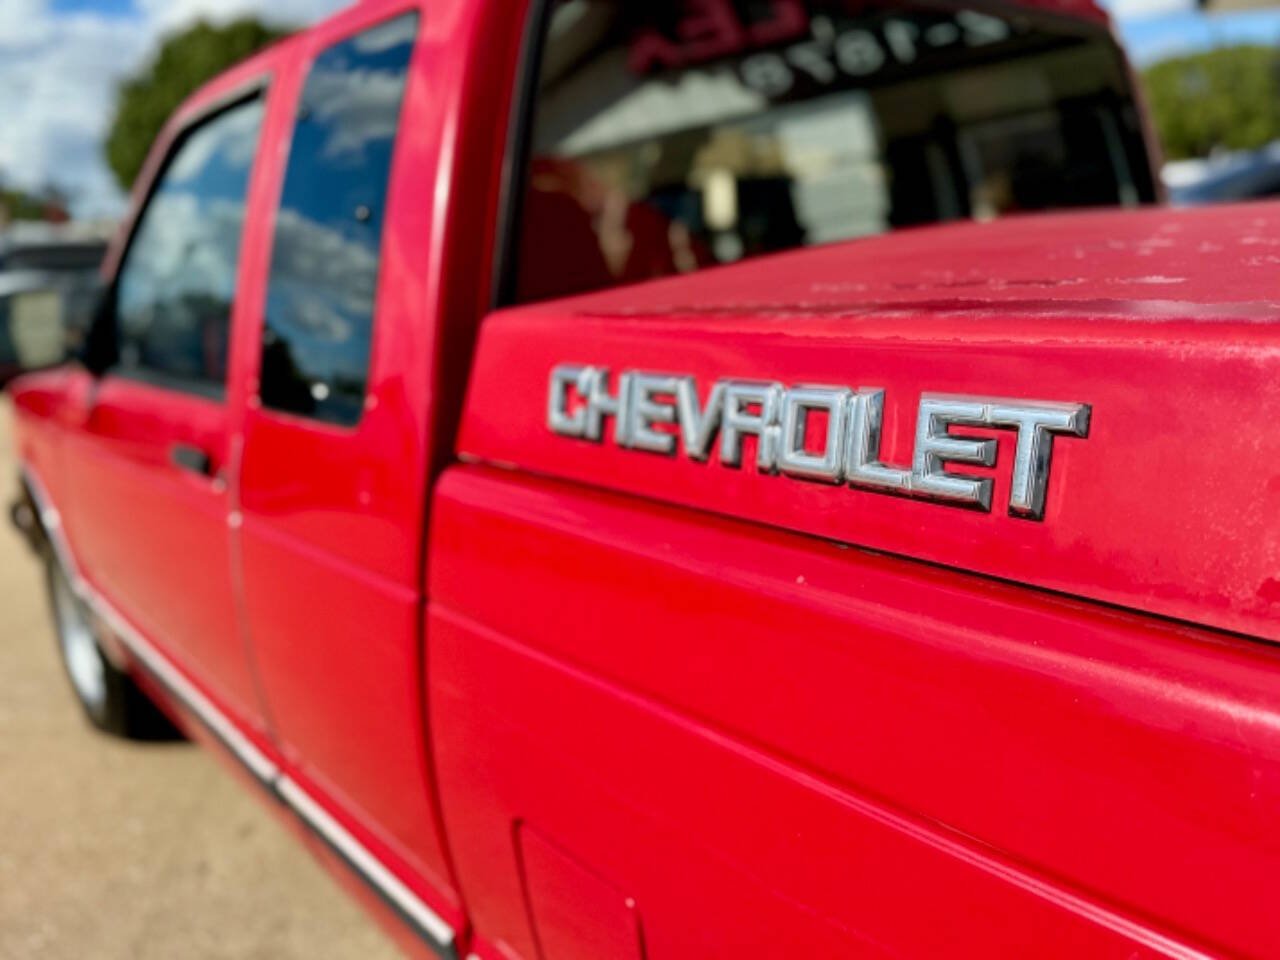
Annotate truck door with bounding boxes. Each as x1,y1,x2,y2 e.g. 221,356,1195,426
233,9,461,924
63,91,270,728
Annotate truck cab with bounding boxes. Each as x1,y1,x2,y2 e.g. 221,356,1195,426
11,1,1280,958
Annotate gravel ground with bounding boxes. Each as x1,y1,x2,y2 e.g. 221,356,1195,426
0,398,399,960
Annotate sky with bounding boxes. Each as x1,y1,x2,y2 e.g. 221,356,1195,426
3,0,1280,218
0,0,348,218
1105,0,1280,65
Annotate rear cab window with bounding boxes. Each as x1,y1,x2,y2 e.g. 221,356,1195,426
258,13,418,427
509,0,1156,304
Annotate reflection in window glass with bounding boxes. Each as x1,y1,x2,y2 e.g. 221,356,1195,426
116,97,263,388
260,14,417,426
513,0,1157,303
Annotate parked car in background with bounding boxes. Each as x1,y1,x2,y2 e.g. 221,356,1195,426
1165,141,1280,205
0,272,76,385
0,226,107,385
10,1,1280,958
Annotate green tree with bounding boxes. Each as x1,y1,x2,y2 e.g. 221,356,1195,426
105,18,287,191
1142,45,1280,161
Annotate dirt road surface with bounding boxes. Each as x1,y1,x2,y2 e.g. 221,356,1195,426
0,399,400,959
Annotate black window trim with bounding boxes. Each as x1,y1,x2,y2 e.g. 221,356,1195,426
490,0,552,311
100,76,270,403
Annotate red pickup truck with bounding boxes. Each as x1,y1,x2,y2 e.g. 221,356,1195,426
10,0,1280,957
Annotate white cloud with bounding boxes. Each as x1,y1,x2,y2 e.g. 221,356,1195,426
270,205,378,332
307,64,407,159
135,0,350,35
1098,0,1195,22
0,6,147,216
0,0,348,219
0,0,46,41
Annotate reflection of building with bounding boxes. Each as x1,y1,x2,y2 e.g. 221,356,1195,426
517,0,1157,302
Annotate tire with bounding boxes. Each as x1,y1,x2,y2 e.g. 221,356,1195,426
44,551,179,740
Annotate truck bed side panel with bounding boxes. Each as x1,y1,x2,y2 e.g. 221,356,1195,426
428,465,1280,958
457,205,1280,644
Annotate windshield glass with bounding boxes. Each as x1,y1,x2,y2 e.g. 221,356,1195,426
511,0,1156,303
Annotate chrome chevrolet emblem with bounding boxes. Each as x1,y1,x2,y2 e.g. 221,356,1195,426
548,366,1090,521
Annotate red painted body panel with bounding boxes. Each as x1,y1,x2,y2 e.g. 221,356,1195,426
517,826,646,960
458,203,1280,645
11,0,499,939
9,367,85,530
7,0,1277,957
227,2,462,909
429,465,1280,957
61,378,260,719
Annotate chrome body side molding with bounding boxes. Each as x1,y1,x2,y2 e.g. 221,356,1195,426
19,464,457,959
275,776,458,949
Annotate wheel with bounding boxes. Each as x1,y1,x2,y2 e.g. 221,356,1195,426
44,551,179,740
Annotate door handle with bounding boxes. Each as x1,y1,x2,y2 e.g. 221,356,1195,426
170,443,214,477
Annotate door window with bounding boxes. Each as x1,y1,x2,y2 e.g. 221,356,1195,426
115,95,264,393
258,14,418,427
